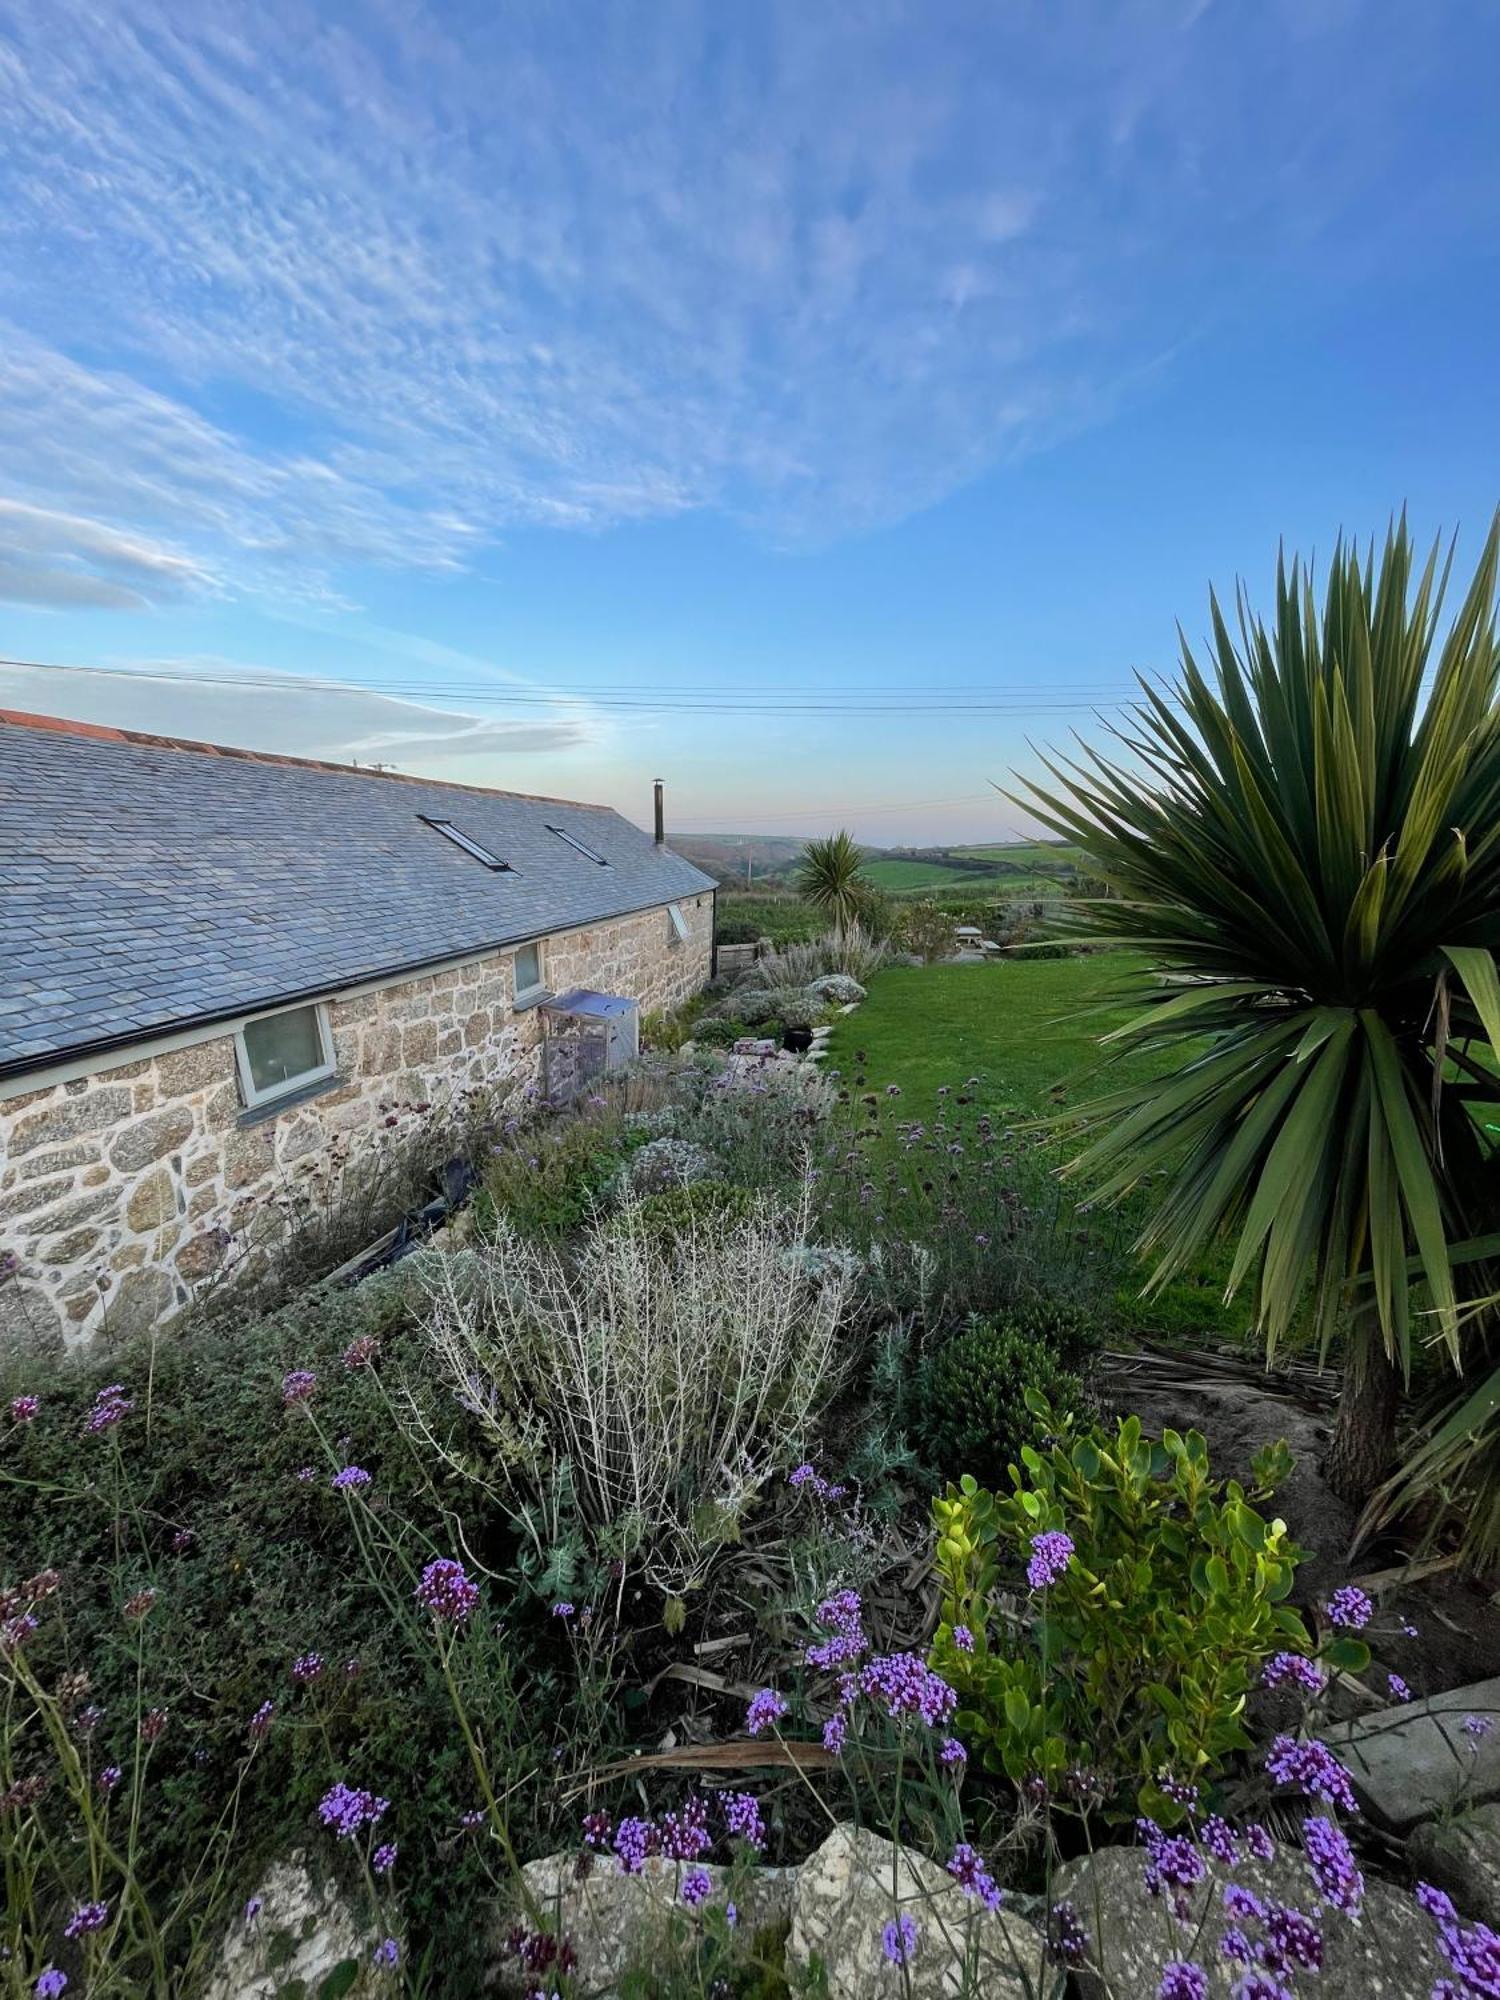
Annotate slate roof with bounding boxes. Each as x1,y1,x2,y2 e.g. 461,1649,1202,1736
0,710,715,1077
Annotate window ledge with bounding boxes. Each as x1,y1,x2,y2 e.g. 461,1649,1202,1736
513,986,552,1013
236,1071,345,1128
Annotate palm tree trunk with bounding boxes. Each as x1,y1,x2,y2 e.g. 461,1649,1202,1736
1325,1322,1401,1504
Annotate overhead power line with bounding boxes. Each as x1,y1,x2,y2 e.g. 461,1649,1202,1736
0,654,1150,717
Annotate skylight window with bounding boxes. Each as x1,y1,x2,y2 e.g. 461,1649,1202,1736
418,815,513,871
546,824,610,866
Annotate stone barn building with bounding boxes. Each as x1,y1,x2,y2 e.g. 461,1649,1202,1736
0,710,715,1354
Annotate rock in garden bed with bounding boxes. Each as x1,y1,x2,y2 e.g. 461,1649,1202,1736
202,1851,379,2000
506,1826,1047,1999
1326,1675,1500,1830
787,1824,1046,2000
1054,1837,1447,1999
1408,1801,1500,1926
507,1850,795,1996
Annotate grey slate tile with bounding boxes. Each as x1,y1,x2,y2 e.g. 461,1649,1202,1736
1,723,713,1072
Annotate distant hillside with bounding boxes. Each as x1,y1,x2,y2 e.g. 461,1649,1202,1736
672,834,812,885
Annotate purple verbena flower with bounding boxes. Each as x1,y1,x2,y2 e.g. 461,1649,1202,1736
1264,1734,1358,1814
551,1601,575,1619
281,1370,317,1405
247,1700,274,1741
881,1913,919,1966
331,1464,371,1491
1417,1881,1457,1924
415,1558,479,1624
680,1867,713,1909
946,1842,1002,1913
292,1651,325,1684
939,1735,968,1769
659,1795,711,1863
1430,1912,1500,1995
372,1938,400,1968
1464,1714,1495,1740
1387,1672,1412,1702
1261,1652,1327,1695
1026,1530,1075,1590
1244,1822,1276,1864
822,1711,847,1754
9,1395,39,1424
1048,1900,1089,1967
84,1385,133,1434
1223,1884,1267,1924
97,1764,122,1794
1302,1815,1363,1916
718,1790,765,1850
33,1972,68,2000
806,1589,867,1670
317,1780,389,1839
612,1815,657,1875
1260,1903,1323,1974
952,1624,975,1652
64,1901,109,1938
746,1687,789,1736
1230,1975,1296,2000
1197,1815,1238,1865
582,1809,612,1848
1159,1964,1209,2000
1,1612,38,1653
1324,1585,1373,1630
857,1652,957,1728
372,1841,397,1875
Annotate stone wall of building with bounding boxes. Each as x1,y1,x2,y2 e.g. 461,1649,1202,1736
0,892,712,1356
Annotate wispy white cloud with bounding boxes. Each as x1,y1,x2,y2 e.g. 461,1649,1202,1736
0,497,212,609
0,657,592,766
0,0,1491,596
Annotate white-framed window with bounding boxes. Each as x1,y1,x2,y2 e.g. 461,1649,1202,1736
417,814,513,872
667,901,690,944
546,824,610,867
235,1002,336,1111
513,940,546,1004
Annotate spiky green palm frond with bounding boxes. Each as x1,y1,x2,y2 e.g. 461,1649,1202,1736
796,830,871,933
1014,516,1500,1382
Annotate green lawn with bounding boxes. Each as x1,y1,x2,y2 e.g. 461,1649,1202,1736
861,857,1004,892
951,841,1083,869
824,954,1154,1115
826,956,1258,1348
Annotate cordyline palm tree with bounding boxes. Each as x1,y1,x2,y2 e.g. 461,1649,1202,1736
1014,516,1500,1508
797,830,870,933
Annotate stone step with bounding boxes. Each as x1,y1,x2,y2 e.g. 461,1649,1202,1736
1327,1675,1500,1830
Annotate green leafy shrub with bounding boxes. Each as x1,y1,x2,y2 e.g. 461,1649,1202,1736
761,986,825,1031
713,986,779,1025
930,1402,1338,1820
482,1104,633,1237
809,972,865,1006
691,1016,747,1049
640,1007,692,1051
0,1274,578,1989
895,899,955,963
635,1179,760,1245
621,1136,719,1194
915,1315,1084,1487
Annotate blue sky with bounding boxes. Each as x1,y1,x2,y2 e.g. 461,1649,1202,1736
1,0,1497,842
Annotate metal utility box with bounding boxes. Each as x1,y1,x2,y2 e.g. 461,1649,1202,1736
540,988,640,1103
